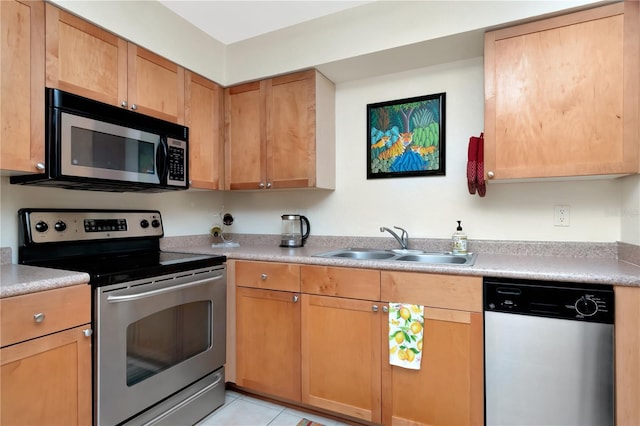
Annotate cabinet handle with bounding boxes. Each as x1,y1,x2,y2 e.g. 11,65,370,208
130,104,138,111
266,182,272,189
372,305,379,312
121,100,128,107
259,182,265,189
35,162,45,171
260,273,267,280
382,306,389,313
83,329,93,337
33,312,45,323
292,295,299,303
487,171,495,179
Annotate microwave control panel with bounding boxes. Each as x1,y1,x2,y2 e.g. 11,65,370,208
167,138,187,187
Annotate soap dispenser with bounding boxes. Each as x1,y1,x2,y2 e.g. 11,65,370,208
452,221,468,255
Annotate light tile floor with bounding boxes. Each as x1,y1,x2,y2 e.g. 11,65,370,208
197,391,352,426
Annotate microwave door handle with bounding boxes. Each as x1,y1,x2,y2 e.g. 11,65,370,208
106,274,223,303
156,137,168,182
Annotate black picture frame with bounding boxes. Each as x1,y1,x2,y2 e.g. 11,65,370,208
367,93,446,179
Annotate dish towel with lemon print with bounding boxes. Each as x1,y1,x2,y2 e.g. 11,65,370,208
388,303,425,370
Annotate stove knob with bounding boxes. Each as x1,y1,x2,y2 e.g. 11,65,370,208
151,219,161,228
54,221,67,232
140,219,149,229
575,296,598,316
35,221,49,233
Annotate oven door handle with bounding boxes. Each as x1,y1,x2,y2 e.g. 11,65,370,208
106,274,223,303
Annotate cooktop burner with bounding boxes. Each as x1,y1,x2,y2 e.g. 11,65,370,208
18,208,225,286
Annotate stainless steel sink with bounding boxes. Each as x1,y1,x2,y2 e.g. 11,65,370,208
315,248,397,260
313,248,477,266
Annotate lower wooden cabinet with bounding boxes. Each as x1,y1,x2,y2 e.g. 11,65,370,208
381,271,484,426
235,286,301,401
0,285,91,426
301,294,382,423
235,262,484,425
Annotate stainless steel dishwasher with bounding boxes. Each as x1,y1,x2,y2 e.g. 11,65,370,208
484,277,615,426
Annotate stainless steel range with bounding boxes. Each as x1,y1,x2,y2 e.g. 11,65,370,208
18,209,227,426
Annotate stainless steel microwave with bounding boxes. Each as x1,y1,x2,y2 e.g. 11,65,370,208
11,88,189,192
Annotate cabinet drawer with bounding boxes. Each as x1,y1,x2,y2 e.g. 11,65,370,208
236,261,300,292
301,265,380,300
381,272,481,312
1,284,90,347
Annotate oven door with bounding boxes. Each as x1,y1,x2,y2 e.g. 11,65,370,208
95,265,226,426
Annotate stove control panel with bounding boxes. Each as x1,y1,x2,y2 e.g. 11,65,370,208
21,209,164,243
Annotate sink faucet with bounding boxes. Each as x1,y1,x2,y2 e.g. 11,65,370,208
380,226,409,250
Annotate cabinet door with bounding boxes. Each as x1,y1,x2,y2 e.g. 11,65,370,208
267,70,316,189
45,3,127,106
484,2,639,179
1,0,45,173
236,287,301,402
185,70,224,189
381,308,483,426
127,44,184,123
224,81,266,190
1,325,92,426
301,294,382,423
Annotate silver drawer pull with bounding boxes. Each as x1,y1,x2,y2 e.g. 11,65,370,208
33,312,45,323
83,329,93,337
292,295,299,303
261,273,267,280
372,305,379,312
383,306,389,313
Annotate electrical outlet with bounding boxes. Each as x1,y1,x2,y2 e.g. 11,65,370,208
554,205,570,227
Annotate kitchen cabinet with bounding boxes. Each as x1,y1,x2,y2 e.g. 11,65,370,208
235,261,301,401
615,285,640,425
380,272,483,426
300,266,382,423
45,3,185,124
484,2,639,180
0,284,91,426
185,70,224,189
0,0,45,174
224,69,335,190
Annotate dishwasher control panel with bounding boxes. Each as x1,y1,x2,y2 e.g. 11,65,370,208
483,277,614,323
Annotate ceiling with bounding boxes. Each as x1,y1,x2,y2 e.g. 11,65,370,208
157,1,373,45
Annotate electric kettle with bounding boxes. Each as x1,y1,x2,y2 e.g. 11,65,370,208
280,214,310,248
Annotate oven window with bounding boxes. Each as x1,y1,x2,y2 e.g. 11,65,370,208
126,301,211,386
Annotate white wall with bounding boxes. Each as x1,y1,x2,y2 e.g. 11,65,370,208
224,58,622,242
1,0,636,260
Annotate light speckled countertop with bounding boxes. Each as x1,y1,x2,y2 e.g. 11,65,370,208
162,235,640,287
1,264,90,298
2,236,638,299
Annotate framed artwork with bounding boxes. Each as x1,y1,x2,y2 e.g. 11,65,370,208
367,93,445,179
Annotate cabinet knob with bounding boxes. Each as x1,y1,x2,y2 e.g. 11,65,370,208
260,273,267,280
259,182,265,189
266,182,272,189
292,295,299,303
35,162,45,171
382,306,389,313
33,312,45,323
130,104,138,111
83,329,93,337
121,100,128,107
487,171,495,179
372,305,379,312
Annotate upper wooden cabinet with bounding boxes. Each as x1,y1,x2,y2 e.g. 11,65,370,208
185,70,224,189
45,3,185,124
224,69,336,190
0,0,45,174
484,2,639,180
